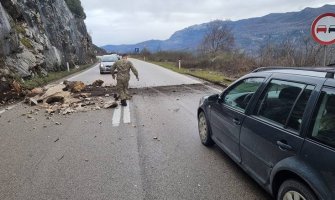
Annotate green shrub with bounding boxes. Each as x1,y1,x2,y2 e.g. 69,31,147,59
15,24,26,35
20,37,33,49
64,0,86,19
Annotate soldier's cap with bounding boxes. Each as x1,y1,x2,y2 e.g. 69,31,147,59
122,54,128,58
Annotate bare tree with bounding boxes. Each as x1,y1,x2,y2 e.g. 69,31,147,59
199,20,235,57
257,33,329,67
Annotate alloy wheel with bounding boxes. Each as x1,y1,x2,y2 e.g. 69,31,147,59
283,191,306,200
198,113,208,142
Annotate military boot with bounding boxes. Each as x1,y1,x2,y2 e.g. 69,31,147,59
114,93,119,101
121,100,127,106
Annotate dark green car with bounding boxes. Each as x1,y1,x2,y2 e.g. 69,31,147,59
198,67,335,200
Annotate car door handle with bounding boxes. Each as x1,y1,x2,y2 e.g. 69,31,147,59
277,140,293,151
233,118,241,126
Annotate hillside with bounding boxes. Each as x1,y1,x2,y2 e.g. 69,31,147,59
102,4,335,54
0,0,96,79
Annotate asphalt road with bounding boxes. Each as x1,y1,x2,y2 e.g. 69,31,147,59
69,58,200,88
0,59,272,200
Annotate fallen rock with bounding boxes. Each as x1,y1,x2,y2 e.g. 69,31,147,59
92,80,104,87
11,80,22,93
27,87,44,97
39,84,66,100
103,101,118,109
63,80,86,93
62,108,74,115
29,98,38,106
78,93,91,98
46,96,64,104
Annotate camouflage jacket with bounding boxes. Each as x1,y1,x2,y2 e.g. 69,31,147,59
110,60,138,80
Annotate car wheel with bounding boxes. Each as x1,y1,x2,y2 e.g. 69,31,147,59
277,179,317,200
100,71,103,74
198,111,214,146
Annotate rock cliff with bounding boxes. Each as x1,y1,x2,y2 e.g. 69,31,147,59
0,0,95,79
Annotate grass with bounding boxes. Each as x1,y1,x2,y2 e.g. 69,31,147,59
22,63,95,90
150,61,234,86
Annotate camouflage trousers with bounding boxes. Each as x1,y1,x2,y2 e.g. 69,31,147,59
116,78,131,100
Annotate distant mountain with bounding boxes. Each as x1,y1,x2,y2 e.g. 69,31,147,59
102,4,335,54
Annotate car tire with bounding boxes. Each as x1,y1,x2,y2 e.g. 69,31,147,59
277,179,317,200
198,111,215,146
100,71,103,74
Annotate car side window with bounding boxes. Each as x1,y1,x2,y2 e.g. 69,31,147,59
255,80,306,126
286,85,315,132
310,88,335,148
223,77,264,111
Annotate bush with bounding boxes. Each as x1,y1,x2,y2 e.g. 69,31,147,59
145,50,258,78
20,37,33,49
148,51,194,62
65,0,86,19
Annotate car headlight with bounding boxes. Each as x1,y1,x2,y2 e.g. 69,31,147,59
100,63,104,68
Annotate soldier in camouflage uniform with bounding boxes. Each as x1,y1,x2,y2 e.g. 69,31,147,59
110,54,139,106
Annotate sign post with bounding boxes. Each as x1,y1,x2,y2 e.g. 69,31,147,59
311,13,335,66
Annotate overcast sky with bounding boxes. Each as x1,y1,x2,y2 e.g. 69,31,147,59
81,0,335,46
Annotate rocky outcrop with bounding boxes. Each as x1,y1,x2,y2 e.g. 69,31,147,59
0,0,95,79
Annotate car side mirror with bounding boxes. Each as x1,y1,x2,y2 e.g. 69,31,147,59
208,94,220,102
218,94,224,103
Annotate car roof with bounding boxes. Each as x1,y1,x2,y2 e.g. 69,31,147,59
252,67,335,79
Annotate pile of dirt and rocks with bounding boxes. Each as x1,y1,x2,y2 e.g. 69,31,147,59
24,79,119,115
0,68,25,106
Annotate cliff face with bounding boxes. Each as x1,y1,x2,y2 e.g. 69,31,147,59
0,0,95,78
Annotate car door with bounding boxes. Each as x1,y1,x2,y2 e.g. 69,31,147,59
240,75,322,185
300,84,335,199
209,77,265,163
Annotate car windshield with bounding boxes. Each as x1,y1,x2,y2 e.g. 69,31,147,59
102,56,118,62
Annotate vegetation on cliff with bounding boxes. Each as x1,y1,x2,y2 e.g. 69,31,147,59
64,0,86,19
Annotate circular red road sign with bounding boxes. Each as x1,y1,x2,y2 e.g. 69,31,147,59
311,13,335,45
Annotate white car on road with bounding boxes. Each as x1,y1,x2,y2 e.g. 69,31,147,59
99,54,119,74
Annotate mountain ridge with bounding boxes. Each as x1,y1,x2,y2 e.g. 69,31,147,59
102,4,335,54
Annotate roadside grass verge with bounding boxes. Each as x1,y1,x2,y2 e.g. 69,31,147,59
149,61,234,86
22,63,96,90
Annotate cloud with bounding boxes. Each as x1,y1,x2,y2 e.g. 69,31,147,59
81,0,335,46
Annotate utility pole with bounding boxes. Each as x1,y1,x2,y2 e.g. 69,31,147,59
323,45,327,66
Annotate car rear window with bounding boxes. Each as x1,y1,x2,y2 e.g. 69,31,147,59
310,88,335,148
102,56,118,62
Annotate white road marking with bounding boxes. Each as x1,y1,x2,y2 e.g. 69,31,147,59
123,103,131,124
112,105,122,126
0,104,17,115
112,106,121,126
6,105,16,110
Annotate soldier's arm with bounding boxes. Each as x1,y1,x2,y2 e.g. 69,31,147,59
129,62,139,79
110,62,117,78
